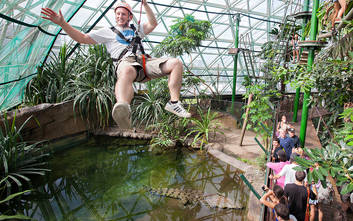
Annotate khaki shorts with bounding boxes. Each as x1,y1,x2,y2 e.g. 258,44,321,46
116,55,170,83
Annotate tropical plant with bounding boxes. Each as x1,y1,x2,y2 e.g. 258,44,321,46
289,53,353,136
316,32,353,61
25,44,79,105
148,113,190,152
0,186,31,220
186,107,222,150
242,84,280,149
0,112,50,194
132,77,171,127
153,14,212,57
61,44,116,128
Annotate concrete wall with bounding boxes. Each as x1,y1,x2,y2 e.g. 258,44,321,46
1,101,90,142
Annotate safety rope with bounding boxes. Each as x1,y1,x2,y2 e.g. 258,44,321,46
138,0,143,28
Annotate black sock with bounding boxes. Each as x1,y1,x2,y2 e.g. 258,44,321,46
170,100,178,104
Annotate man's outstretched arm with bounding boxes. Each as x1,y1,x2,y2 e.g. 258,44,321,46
41,8,96,44
142,0,157,35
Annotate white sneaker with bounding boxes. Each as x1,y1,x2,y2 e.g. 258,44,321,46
164,101,191,118
112,103,131,129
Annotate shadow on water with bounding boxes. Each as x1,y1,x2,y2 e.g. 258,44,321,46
17,136,249,221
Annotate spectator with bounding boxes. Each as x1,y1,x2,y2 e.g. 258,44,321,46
317,180,334,221
292,146,304,157
308,181,319,221
260,184,288,220
270,153,304,186
279,130,294,160
260,184,288,208
276,115,291,137
291,34,299,63
274,203,298,221
284,171,317,221
272,138,285,162
288,128,300,148
267,150,290,188
332,0,347,29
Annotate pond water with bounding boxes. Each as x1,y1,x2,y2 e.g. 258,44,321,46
22,136,249,220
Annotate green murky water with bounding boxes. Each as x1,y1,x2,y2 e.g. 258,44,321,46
21,136,249,220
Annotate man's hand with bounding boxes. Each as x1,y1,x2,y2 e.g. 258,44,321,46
142,0,148,6
41,8,65,26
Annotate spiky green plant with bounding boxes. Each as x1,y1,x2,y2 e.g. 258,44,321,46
61,45,116,127
0,112,50,194
0,185,31,220
25,44,79,104
186,107,222,150
132,78,170,127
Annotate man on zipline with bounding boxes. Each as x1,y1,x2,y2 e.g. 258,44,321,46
41,1,191,129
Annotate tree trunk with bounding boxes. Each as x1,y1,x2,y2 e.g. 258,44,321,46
239,94,253,146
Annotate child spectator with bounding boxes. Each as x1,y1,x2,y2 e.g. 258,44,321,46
267,150,290,188
274,203,298,221
332,0,347,29
291,34,299,63
260,185,288,220
276,115,291,137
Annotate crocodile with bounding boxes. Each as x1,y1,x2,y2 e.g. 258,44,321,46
144,186,245,209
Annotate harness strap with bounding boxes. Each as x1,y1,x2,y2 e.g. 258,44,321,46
110,24,148,62
110,27,132,43
141,54,150,81
110,24,149,81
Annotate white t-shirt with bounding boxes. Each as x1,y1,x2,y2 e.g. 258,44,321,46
278,163,306,186
88,24,145,59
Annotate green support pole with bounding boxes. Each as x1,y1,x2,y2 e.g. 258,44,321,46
231,14,240,113
293,0,310,122
240,174,261,199
254,137,268,155
300,0,320,147
293,87,301,122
